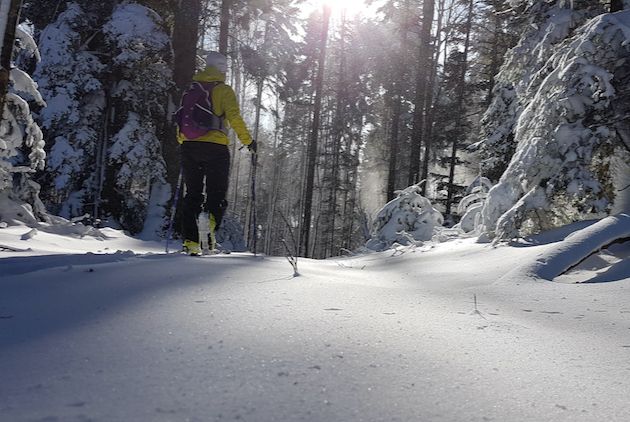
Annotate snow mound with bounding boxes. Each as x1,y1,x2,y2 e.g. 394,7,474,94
453,177,493,235
366,184,444,251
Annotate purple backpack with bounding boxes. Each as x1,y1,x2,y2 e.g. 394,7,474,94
175,81,226,139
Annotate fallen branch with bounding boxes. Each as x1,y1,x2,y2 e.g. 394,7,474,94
0,243,31,252
532,214,630,280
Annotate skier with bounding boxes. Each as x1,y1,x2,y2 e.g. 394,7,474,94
176,51,256,255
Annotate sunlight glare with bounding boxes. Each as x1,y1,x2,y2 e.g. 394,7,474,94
318,0,370,16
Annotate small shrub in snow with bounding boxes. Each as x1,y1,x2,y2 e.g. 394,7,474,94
366,184,444,251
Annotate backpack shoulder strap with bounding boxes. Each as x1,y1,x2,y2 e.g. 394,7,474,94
200,81,226,117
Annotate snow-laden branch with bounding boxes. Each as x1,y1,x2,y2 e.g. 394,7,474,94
529,214,630,280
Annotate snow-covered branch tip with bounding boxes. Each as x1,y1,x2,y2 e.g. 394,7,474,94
281,238,299,277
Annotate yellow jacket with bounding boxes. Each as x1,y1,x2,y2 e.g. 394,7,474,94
177,67,253,146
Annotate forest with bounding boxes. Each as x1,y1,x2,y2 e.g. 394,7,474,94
1,2,630,419
1,0,629,258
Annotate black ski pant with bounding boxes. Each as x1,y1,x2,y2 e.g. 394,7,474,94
181,141,230,243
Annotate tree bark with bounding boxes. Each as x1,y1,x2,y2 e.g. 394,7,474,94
408,0,435,187
484,0,502,108
387,0,410,202
0,0,22,115
420,0,445,196
325,11,348,256
219,0,230,55
445,0,474,216
301,5,331,257
166,0,202,187
172,0,202,92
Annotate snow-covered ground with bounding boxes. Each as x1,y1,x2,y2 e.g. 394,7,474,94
1,220,629,422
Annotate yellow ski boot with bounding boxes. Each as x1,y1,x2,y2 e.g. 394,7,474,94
183,239,201,256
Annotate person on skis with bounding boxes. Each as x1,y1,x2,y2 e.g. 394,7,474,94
176,51,256,255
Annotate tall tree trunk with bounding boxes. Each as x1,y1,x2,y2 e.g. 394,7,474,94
420,0,444,196
0,0,21,114
342,129,363,249
484,0,502,107
387,0,410,201
230,41,244,216
301,5,331,257
611,0,623,12
445,0,474,216
246,19,270,252
219,0,231,55
166,0,202,186
246,77,264,251
172,0,202,92
93,84,112,220
264,108,281,255
408,0,435,187
91,1,117,220
325,11,348,257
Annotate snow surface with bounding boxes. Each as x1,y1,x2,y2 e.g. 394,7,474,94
1,221,629,421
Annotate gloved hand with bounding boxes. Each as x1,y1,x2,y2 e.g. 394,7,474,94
247,139,258,154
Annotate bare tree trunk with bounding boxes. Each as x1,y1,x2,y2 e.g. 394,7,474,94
420,0,444,196
611,0,624,12
484,0,502,107
408,0,435,187
166,0,202,186
0,0,22,115
325,11,348,257
301,5,331,257
230,39,241,208
387,0,410,201
445,0,474,216
264,127,281,254
245,76,264,250
173,0,202,92
296,100,313,252
93,84,112,220
230,42,244,215
219,0,231,55
342,129,363,249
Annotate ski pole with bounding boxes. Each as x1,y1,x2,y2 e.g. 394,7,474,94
251,152,258,256
165,166,183,253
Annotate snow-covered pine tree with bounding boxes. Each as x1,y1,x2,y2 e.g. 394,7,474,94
482,8,630,241
475,0,607,181
102,2,172,235
0,22,47,225
34,2,172,235
366,183,444,252
34,3,106,219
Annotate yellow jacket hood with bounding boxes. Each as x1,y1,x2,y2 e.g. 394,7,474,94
193,67,226,83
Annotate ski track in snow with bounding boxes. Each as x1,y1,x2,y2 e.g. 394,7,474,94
0,228,629,422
